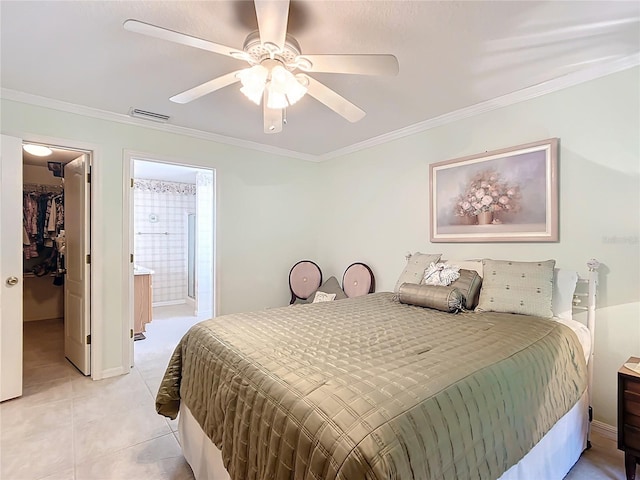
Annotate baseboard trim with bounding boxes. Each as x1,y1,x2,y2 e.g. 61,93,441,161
152,300,187,307
592,420,617,440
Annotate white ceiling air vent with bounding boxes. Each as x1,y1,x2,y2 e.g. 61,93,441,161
128,108,170,123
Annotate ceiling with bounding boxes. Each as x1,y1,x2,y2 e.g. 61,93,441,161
2,1,638,160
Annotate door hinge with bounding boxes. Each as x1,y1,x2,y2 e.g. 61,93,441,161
86,334,91,345
131,178,134,188
130,254,134,263
86,254,91,264
87,172,91,183
130,329,134,339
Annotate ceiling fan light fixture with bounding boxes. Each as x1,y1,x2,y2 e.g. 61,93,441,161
295,57,313,71
268,65,306,106
284,76,307,105
23,144,53,157
266,86,289,109
239,62,307,109
238,64,269,105
263,42,281,55
229,51,251,62
240,85,264,105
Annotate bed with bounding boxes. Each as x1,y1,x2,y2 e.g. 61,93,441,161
156,258,599,480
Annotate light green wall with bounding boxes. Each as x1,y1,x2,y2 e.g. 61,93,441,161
1,99,320,374
315,67,640,427
3,66,637,426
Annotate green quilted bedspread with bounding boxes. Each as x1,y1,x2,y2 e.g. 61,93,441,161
156,292,586,480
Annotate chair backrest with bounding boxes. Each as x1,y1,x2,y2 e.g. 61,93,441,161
342,262,375,298
289,260,322,304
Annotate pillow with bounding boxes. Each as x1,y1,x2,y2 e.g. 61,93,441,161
442,259,484,278
394,252,442,292
313,292,336,303
318,276,348,299
423,262,460,286
448,269,483,309
476,259,556,318
308,276,348,303
396,283,464,313
552,268,578,320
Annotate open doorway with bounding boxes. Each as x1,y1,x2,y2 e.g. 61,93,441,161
129,157,215,356
21,142,92,379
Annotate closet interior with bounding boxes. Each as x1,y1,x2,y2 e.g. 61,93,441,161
23,167,65,321
22,144,86,377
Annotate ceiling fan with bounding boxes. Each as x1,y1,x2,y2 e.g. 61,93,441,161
123,0,399,134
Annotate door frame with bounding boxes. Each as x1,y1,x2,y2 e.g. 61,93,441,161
123,149,218,370
6,131,103,378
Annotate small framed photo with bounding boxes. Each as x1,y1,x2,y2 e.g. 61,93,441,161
429,138,558,243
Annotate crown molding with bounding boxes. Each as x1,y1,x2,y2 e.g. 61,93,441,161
319,54,640,161
0,88,319,162
2,53,637,163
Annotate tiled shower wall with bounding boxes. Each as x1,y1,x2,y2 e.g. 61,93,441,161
133,179,196,305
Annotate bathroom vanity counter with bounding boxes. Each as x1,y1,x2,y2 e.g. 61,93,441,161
134,266,153,336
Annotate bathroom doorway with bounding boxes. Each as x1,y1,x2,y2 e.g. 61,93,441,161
127,156,215,356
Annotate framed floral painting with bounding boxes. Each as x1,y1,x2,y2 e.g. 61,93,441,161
429,138,558,243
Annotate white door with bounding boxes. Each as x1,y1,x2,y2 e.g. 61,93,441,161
64,155,91,375
0,135,24,401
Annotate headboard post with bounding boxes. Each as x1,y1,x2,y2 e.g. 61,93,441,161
585,259,600,411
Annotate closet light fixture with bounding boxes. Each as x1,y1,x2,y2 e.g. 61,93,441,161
23,144,53,157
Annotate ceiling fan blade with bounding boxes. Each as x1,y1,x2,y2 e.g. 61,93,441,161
296,54,399,76
170,71,243,104
263,103,283,134
305,76,366,123
123,19,247,60
254,0,290,53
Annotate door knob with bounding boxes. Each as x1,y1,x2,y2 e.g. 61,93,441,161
6,276,19,286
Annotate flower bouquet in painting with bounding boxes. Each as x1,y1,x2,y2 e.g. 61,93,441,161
454,169,521,225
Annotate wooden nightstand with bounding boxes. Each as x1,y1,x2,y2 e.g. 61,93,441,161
619,357,640,480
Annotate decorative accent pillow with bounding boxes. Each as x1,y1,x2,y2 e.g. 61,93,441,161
312,292,336,303
394,252,442,292
317,276,348,299
303,276,348,304
476,259,556,318
423,262,460,286
448,269,483,309
396,283,464,313
552,268,578,320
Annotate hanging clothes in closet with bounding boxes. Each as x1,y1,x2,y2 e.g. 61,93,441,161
23,186,65,278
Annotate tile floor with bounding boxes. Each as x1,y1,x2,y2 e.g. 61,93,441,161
0,305,628,480
0,304,202,480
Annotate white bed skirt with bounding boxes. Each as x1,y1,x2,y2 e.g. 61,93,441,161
178,389,588,480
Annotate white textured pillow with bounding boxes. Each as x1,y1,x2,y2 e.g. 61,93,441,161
394,252,442,292
312,291,336,303
552,268,578,320
423,262,461,286
476,259,556,318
